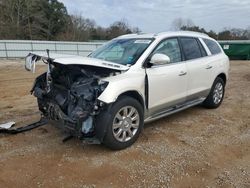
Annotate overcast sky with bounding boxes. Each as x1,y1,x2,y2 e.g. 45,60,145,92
59,0,250,33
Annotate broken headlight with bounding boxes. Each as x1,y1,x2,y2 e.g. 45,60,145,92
98,81,109,92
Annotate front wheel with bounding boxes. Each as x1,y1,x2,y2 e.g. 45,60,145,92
101,96,144,150
203,77,225,109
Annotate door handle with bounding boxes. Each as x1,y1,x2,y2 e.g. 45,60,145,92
206,65,213,69
179,71,187,76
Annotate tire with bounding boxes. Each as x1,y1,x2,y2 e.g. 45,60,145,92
101,96,144,150
203,77,225,109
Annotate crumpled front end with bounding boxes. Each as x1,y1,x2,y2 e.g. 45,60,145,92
31,61,117,140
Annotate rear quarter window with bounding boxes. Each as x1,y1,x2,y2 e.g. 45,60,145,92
203,39,222,55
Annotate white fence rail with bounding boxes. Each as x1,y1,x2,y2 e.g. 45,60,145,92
0,40,105,58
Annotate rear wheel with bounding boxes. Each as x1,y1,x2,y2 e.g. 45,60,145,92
203,77,225,109
102,96,143,150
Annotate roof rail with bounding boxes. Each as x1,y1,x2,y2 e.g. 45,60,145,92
156,31,209,37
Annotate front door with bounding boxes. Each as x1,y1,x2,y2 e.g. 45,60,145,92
146,38,187,115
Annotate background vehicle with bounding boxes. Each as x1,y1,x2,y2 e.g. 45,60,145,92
25,31,229,150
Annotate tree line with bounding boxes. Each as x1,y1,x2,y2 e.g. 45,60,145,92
172,18,250,40
0,1,249,41
0,0,140,41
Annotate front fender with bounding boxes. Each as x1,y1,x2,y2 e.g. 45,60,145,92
98,71,145,104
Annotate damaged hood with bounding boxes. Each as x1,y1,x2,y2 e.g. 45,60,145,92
27,52,130,71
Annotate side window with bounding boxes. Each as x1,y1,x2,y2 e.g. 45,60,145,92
180,37,202,60
153,38,182,63
197,39,207,57
203,39,222,55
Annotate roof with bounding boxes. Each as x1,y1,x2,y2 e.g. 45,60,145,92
117,31,209,40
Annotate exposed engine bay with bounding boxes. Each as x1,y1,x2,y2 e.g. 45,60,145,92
31,60,119,139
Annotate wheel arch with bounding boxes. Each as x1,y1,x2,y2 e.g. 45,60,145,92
117,90,145,110
217,72,227,85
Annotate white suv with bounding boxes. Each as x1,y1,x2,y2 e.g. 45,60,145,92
25,31,229,149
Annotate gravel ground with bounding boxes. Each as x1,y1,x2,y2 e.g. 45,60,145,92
0,59,249,188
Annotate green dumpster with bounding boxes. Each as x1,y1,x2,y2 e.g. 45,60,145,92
218,40,250,60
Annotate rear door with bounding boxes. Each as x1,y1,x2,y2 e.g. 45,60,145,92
179,37,212,101
146,38,187,115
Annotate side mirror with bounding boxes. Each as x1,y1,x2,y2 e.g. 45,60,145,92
25,54,37,73
150,53,170,65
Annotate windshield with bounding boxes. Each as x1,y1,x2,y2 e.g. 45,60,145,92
89,38,153,65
